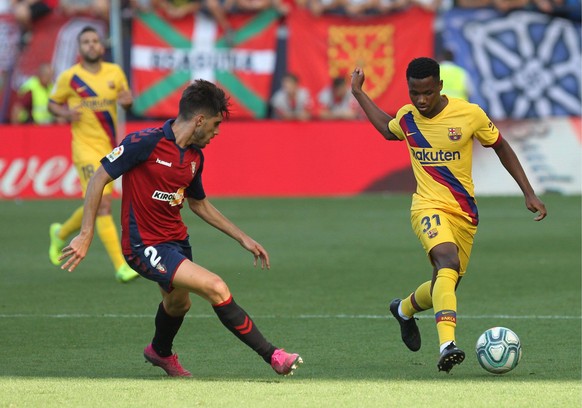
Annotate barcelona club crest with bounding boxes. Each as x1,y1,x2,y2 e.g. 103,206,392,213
448,128,462,141
427,229,438,239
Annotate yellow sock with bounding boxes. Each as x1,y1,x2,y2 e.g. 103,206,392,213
58,206,84,240
433,268,459,347
95,215,125,271
401,280,433,317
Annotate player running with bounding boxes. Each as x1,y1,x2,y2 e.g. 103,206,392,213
351,58,546,373
58,79,302,377
48,26,138,283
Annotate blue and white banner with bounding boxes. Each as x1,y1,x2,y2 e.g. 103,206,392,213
442,9,581,120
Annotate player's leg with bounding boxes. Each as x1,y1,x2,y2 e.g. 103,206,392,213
80,160,137,282
429,213,476,372
143,287,193,377
390,278,433,351
390,210,444,351
172,260,302,375
48,161,87,265
400,280,433,317
49,205,84,265
94,191,139,282
430,241,466,373
430,242,460,348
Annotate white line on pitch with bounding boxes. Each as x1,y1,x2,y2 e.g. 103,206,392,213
0,313,580,319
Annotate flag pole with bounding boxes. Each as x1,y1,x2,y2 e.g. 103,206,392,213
109,0,126,145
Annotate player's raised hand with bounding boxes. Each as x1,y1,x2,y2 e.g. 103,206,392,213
351,67,366,94
526,195,547,221
59,233,94,272
240,236,270,270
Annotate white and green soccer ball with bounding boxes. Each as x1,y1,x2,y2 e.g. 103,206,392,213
475,327,522,374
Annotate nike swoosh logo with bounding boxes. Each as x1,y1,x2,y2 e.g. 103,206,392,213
76,86,87,93
406,132,416,137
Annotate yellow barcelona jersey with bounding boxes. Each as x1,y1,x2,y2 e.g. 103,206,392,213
388,97,501,225
50,62,129,163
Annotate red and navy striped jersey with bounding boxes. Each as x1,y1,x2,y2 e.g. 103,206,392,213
388,97,501,225
101,120,205,254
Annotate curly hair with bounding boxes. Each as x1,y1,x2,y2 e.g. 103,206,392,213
406,57,440,81
178,79,231,120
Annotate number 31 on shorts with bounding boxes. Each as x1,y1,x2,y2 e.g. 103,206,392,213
420,214,441,233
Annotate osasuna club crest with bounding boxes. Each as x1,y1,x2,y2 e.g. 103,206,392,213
448,128,462,141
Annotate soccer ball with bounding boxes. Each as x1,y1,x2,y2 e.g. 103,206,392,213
475,327,522,374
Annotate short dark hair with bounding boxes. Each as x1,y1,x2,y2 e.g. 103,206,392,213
283,72,299,83
406,57,440,81
178,79,230,120
332,77,345,89
77,26,100,43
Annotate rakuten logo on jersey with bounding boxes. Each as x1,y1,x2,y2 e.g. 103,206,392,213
152,187,185,206
410,148,461,165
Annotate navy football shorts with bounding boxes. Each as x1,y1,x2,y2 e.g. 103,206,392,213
125,239,192,292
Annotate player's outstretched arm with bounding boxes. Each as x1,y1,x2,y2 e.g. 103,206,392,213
59,166,114,272
187,197,270,269
350,67,398,141
493,138,547,221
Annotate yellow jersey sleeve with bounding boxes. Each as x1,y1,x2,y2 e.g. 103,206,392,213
388,105,415,141
471,104,500,147
50,69,73,105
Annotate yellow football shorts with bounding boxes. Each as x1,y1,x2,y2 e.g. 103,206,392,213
74,158,113,197
411,209,477,276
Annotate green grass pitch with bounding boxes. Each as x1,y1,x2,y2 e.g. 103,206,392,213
0,195,580,407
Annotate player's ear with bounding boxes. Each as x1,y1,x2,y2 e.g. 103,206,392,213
193,114,205,127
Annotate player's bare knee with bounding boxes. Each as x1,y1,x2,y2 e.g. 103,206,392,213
205,277,230,302
431,245,460,271
165,297,191,316
439,257,460,272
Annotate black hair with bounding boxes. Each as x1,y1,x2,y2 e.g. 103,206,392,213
406,57,440,81
178,79,230,120
283,72,299,83
332,77,345,88
77,26,99,43
441,49,454,62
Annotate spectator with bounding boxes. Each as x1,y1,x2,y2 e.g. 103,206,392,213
317,76,361,120
223,0,290,14
11,0,53,31
11,0,54,45
270,72,313,121
152,0,199,18
304,0,344,15
341,0,381,17
377,0,410,14
409,0,441,11
439,48,472,101
11,62,57,124
128,0,154,12
58,0,109,20
153,0,234,44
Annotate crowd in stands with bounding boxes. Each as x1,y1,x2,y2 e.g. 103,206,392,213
0,0,579,124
